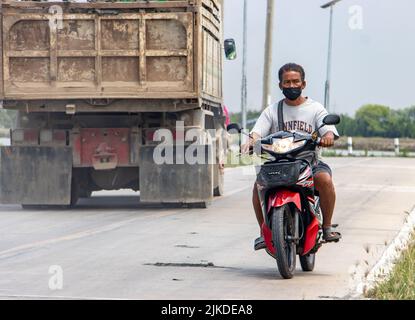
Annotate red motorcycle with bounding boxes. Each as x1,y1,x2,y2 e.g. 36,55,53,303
229,114,340,279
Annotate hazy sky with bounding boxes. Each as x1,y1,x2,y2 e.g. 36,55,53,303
223,0,415,115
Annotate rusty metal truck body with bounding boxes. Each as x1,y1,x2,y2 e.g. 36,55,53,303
0,0,227,207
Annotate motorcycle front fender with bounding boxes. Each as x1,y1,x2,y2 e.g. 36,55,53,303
260,189,303,257
267,189,302,214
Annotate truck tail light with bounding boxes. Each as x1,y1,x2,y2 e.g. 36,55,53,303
11,129,67,146
11,129,39,145
40,130,67,145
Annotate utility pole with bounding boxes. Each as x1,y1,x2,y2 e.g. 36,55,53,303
321,0,342,112
262,0,275,110
241,0,248,132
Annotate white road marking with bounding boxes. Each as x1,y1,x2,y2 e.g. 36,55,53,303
220,185,251,199
0,210,180,260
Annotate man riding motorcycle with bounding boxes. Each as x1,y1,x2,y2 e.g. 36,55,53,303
242,63,342,250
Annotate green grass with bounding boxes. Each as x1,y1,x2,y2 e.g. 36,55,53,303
367,236,415,300
400,148,410,157
321,150,349,157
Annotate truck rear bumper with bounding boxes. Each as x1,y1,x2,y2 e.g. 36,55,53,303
0,146,72,205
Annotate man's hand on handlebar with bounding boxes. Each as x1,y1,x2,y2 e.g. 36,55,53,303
241,143,251,154
241,132,261,154
319,132,335,148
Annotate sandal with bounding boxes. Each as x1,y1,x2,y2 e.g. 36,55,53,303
254,236,267,250
322,227,342,242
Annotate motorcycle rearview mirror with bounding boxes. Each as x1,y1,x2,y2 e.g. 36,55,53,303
311,114,341,140
323,114,341,126
227,123,253,139
224,39,237,60
227,123,242,133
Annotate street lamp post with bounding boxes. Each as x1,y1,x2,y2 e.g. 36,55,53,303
321,0,342,112
241,0,248,135
262,0,275,110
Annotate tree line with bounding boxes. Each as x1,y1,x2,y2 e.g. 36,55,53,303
337,105,415,138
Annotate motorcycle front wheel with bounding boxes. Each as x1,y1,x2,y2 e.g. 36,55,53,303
271,204,297,279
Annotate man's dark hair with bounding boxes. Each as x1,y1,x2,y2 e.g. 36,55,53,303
278,63,305,82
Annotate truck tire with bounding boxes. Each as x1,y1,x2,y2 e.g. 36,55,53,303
21,204,48,210
70,176,80,207
79,189,92,198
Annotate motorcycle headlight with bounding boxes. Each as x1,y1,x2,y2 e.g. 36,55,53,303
271,137,306,154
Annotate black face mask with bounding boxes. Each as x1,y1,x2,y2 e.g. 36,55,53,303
282,87,302,101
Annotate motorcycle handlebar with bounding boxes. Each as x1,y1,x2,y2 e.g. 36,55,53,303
244,133,322,156
255,134,322,157
315,137,322,146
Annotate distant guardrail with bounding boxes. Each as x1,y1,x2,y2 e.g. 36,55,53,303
324,137,414,157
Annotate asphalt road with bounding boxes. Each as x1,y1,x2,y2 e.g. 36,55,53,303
0,157,414,300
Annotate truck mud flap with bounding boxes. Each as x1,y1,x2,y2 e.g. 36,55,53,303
139,145,213,204
0,146,72,205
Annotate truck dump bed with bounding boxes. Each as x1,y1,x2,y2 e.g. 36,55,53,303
0,0,222,102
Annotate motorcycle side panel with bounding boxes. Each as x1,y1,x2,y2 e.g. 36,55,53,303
262,224,276,255
302,216,319,255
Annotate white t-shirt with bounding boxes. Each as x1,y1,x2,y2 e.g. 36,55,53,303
251,98,339,162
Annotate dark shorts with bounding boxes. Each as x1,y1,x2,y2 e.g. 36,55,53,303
312,160,332,177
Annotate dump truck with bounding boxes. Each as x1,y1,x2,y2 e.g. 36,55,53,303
0,0,235,207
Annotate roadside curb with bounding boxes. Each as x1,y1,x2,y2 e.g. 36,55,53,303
350,206,415,298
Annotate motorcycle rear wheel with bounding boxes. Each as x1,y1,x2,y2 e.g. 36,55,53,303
299,253,315,272
271,205,297,279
